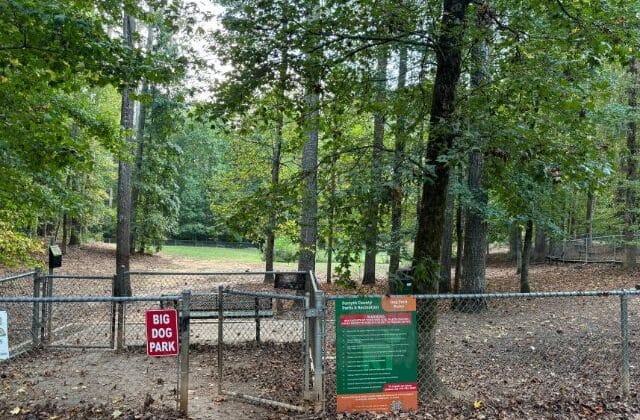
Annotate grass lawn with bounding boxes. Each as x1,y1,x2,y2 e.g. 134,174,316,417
160,245,399,266
160,245,263,263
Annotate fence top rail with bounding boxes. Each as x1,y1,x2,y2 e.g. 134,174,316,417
45,275,114,280
126,270,307,276
307,271,321,294
0,295,181,303
224,288,306,301
0,271,36,283
326,289,640,301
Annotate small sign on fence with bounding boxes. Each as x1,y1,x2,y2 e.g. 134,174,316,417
0,311,8,360
145,309,179,357
335,297,417,413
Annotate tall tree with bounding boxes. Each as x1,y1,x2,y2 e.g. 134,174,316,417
363,49,388,284
389,44,409,278
115,12,135,297
412,0,471,398
459,4,491,310
624,58,638,269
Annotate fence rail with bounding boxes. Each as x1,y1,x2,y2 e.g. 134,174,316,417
3,270,640,417
547,234,640,263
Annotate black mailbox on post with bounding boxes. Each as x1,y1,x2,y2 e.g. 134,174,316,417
49,245,62,270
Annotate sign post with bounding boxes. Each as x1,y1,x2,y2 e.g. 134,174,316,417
335,296,417,413
0,311,8,360
145,309,179,357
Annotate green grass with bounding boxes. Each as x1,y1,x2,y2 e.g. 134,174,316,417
160,245,399,266
160,245,263,263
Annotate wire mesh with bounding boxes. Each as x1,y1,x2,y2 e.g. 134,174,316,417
216,289,307,409
0,296,182,414
324,293,627,416
127,271,306,298
0,272,38,355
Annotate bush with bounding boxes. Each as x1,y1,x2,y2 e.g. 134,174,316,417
274,236,298,263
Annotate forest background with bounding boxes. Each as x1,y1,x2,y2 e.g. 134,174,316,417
2,0,640,296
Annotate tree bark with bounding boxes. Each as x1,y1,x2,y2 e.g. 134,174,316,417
515,224,522,274
115,12,135,297
439,184,454,293
586,190,594,247
520,219,533,293
508,222,520,262
363,49,388,285
412,0,470,399
298,82,320,273
130,25,155,255
453,188,464,293
625,58,638,269
457,6,490,311
326,152,337,284
533,225,547,262
389,44,408,278
265,51,288,283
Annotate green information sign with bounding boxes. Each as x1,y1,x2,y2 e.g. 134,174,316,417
335,296,417,413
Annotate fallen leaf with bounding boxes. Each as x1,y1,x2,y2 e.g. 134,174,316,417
112,409,122,418
473,400,484,409
9,407,20,415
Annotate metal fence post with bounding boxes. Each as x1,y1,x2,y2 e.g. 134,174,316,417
254,297,261,343
40,275,48,343
31,268,41,348
179,290,191,415
620,293,630,397
217,285,224,395
312,290,325,411
303,292,311,401
110,275,117,349
116,272,125,350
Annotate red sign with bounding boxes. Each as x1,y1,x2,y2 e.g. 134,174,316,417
145,309,179,357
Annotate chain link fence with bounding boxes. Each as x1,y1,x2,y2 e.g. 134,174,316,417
0,295,184,414
323,290,638,416
548,235,629,263
215,288,309,411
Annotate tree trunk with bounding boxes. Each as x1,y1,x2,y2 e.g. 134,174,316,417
130,25,155,255
389,44,408,278
520,219,533,293
115,13,135,297
453,188,463,293
326,153,337,284
515,224,522,274
298,82,320,273
457,6,490,311
265,49,288,283
458,150,488,311
625,58,638,269
412,0,470,399
439,184,454,293
533,226,547,262
61,211,69,255
508,222,520,262
363,49,388,285
586,190,594,247
69,176,80,246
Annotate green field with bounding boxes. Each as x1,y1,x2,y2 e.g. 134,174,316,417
160,245,397,265
160,245,263,263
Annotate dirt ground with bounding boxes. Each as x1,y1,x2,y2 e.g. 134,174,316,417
3,243,640,419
